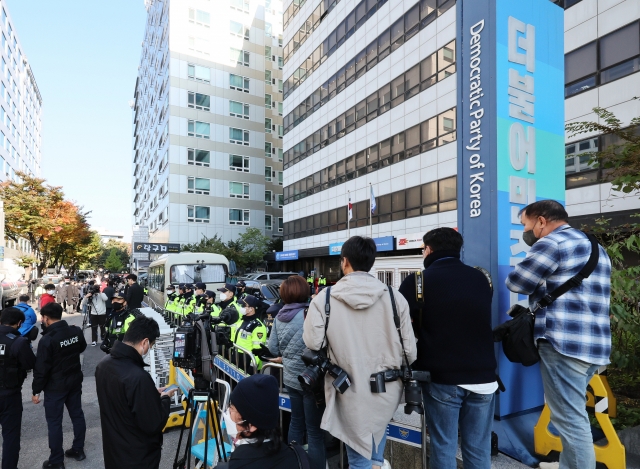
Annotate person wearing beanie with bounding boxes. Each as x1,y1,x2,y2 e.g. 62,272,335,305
215,374,305,469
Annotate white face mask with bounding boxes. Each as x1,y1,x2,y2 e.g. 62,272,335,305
46,290,55,295
141,341,152,362
223,409,239,438
220,293,228,301
239,307,247,316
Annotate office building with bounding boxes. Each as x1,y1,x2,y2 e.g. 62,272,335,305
132,0,284,245
280,0,640,283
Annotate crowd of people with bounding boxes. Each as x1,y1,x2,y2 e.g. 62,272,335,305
0,199,613,469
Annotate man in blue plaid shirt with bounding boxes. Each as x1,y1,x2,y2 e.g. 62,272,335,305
506,200,611,469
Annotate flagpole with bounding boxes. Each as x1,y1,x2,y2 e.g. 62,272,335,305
347,190,351,239
369,183,373,239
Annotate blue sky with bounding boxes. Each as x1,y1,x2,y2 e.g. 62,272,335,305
6,0,147,237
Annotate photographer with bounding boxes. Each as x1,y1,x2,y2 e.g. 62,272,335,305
398,228,496,469
267,275,325,469
96,317,177,469
81,285,108,346
303,236,416,468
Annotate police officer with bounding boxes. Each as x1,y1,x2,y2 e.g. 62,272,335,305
204,290,222,317
230,295,268,373
101,292,143,354
217,283,242,316
235,281,248,302
163,284,178,320
179,284,195,316
0,307,36,469
191,282,208,314
318,274,327,287
32,302,87,468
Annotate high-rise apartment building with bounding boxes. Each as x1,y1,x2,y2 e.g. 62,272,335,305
280,0,640,282
132,0,284,245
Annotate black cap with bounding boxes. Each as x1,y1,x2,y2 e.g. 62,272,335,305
184,283,194,290
166,284,176,290
217,283,237,294
240,295,260,308
178,283,186,290
205,290,216,300
230,374,279,430
194,282,207,290
113,291,125,299
236,280,246,288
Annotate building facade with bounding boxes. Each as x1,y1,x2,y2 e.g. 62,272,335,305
280,0,640,284
132,0,284,246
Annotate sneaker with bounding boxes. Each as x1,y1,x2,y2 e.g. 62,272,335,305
64,448,86,461
91,342,96,346
42,461,65,469
539,463,559,469
381,460,392,469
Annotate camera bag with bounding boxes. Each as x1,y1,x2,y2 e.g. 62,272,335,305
493,232,600,366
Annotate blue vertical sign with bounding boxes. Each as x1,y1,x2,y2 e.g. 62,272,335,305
457,0,564,418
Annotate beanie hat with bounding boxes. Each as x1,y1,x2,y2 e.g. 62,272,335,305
230,374,279,430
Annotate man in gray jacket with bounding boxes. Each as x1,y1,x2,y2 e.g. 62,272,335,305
303,236,417,469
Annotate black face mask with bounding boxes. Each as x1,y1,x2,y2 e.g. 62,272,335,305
112,302,125,311
522,221,541,247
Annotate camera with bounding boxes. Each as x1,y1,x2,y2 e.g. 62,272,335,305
369,367,430,415
298,348,351,403
172,307,239,373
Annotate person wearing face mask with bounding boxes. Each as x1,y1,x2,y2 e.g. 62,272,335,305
217,283,242,316
398,228,495,469
0,307,36,469
179,284,195,316
164,284,178,312
40,283,57,310
229,295,268,373
101,292,143,354
215,374,305,469
506,200,612,469
204,290,222,317
189,282,208,314
32,302,87,469
95,316,177,469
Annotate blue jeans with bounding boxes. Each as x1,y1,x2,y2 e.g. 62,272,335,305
422,382,494,469
345,433,387,469
538,341,599,469
43,386,86,464
286,386,326,469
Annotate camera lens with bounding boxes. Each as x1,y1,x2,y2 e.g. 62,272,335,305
298,365,322,390
403,379,424,415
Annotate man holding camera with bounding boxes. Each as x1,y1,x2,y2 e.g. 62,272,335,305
32,303,87,469
81,285,108,346
96,316,177,469
398,228,496,469
506,200,611,469
303,236,416,469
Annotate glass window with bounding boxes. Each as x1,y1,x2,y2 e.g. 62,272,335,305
390,16,404,47
229,181,250,198
265,94,272,108
188,148,211,166
265,215,272,230
565,42,597,84
229,127,249,145
600,22,640,70
230,73,249,92
230,101,249,118
229,154,250,172
188,205,211,222
188,120,210,138
229,209,250,225
188,177,211,194
265,70,272,83
188,92,211,110
265,45,272,58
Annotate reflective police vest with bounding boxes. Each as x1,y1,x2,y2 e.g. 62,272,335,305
0,332,25,389
107,309,142,341
230,316,268,369
209,303,222,318
307,276,314,284
164,293,178,311
318,277,327,286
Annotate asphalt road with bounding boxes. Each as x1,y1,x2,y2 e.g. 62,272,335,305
0,309,185,469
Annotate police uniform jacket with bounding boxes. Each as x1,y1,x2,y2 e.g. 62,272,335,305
95,340,171,469
32,320,86,395
0,325,36,397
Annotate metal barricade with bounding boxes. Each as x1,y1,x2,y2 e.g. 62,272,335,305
261,362,286,429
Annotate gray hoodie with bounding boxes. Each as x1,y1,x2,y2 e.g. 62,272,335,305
303,271,417,459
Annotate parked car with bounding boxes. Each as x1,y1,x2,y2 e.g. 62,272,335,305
239,272,298,282
241,279,282,306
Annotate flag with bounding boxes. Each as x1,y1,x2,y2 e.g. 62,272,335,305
370,186,376,213
348,198,353,220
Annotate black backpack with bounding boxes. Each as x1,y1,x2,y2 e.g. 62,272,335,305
493,233,600,366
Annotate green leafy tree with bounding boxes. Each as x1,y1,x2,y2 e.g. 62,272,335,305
182,234,227,255
566,104,640,195
93,239,130,271
237,228,270,269
104,248,124,272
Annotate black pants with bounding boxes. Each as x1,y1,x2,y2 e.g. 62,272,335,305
0,391,22,469
91,314,107,342
43,387,86,465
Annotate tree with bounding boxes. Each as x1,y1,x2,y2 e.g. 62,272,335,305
237,228,270,269
104,248,124,272
566,104,640,195
93,239,131,271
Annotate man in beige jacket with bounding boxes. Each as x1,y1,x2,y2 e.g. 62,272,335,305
303,236,417,469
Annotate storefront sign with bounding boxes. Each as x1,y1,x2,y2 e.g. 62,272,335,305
133,243,180,253
374,237,394,252
329,242,344,255
457,0,564,417
276,250,298,261
396,233,424,251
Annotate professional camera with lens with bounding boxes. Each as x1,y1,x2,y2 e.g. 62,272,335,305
298,348,351,404
172,306,239,373
369,367,430,415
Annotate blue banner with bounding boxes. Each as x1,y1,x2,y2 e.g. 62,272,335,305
457,0,564,417
374,236,394,252
329,242,344,255
276,250,298,261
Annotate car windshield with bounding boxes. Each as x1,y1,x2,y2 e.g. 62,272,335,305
243,273,260,279
261,285,277,300
170,264,227,284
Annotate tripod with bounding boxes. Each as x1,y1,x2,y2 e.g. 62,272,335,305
174,376,230,469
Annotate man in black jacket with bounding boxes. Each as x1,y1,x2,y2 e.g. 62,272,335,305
125,274,144,309
0,307,36,469
32,302,87,469
398,228,496,469
95,316,176,469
